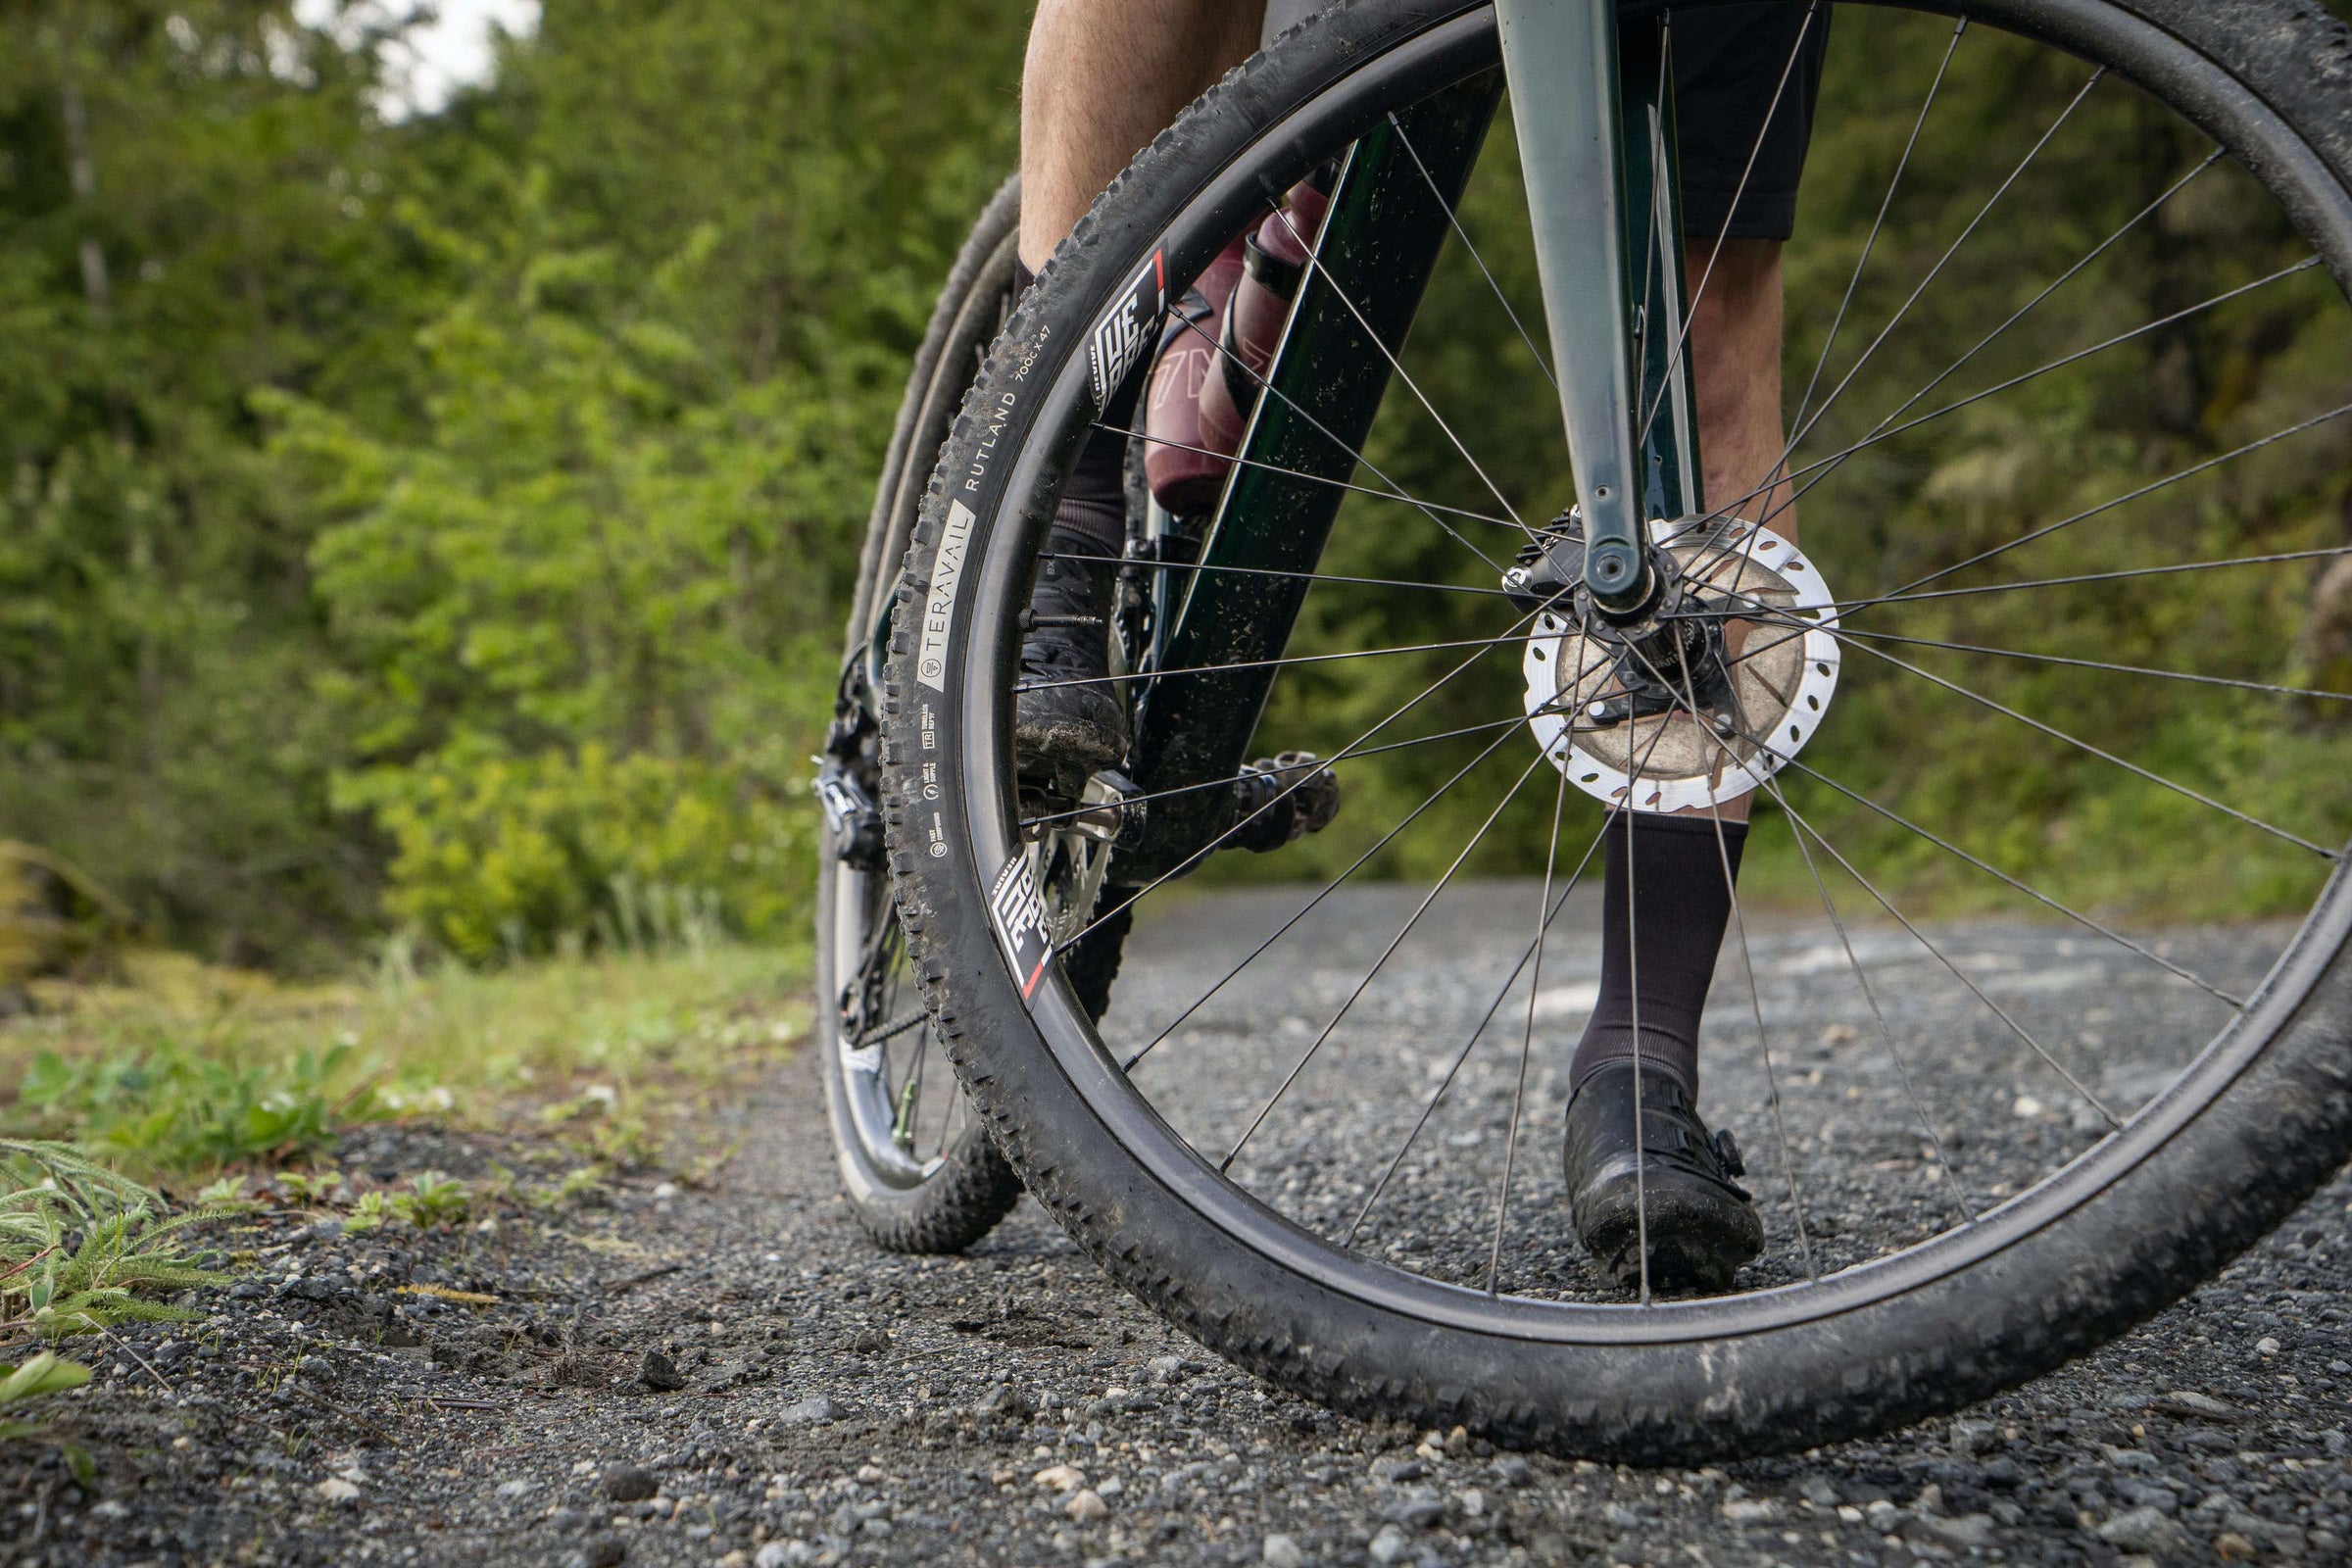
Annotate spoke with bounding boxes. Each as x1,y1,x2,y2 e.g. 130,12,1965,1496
1774,68,2105,471
1750,257,2324,535
1829,630,2338,859
1626,751,1651,1304
1488,768,1571,1295
1759,752,2126,1133
1014,627,1535,696
1769,744,2244,1009
1044,546,1520,600
1093,422,1523,533
1855,404,2352,611
1864,540,2352,612
1346,720,1682,1250
1631,644,1819,1279
1755,766,1987,1221
1710,147,2228,526
1034,601,1536,886
1787,17,1967,438
1640,0,1823,448
1683,416,2352,667
1345,820,1607,1248
1659,543,2352,691
1389,110,1555,391
1121,716,1531,1074
1819,621,2352,707
1161,307,1510,573
1022,710,1528,833
1222,746,1553,1172
1268,204,1532,540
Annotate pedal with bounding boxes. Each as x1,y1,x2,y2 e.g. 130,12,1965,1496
1224,751,1341,854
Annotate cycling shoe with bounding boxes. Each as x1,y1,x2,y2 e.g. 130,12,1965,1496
1561,1060,1764,1294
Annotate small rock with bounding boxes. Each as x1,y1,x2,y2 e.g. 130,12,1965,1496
1369,1456,1427,1484
2151,1390,2242,1422
1147,1355,1185,1383
778,1396,838,1426
1797,1477,1841,1507
2012,1094,2047,1119
1948,1420,1998,1456
637,1350,687,1392
849,1326,891,1354
753,1545,795,1568
602,1465,659,1503
2098,1505,2189,1557
1377,1490,1446,1529
1063,1488,1109,1523
1261,1533,1305,1568
1367,1523,1412,1566
496,1478,530,1497
546,1507,588,1533
2214,1534,2258,1561
1493,1456,1535,1489
566,1534,625,1568
1721,1497,1781,1524
1457,1487,1486,1518
1034,1463,1087,1493
2256,1337,2281,1356
1923,1513,1995,1549
316,1477,361,1503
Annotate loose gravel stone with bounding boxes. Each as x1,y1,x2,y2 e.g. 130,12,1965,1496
2100,1504,2192,1556
637,1349,687,1391
601,1464,658,1503
1262,1532,1305,1568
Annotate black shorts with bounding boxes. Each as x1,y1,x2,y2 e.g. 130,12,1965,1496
1667,3,1832,240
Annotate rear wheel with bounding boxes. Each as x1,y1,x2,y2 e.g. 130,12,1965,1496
886,0,2352,1454
818,177,1025,1253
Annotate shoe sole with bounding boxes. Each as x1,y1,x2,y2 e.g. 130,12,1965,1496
1576,1170,1765,1296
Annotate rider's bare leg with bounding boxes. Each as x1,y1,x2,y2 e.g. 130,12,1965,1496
1679,233,1789,830
1019,0,1268,273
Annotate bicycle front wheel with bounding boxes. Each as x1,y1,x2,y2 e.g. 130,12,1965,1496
885,0,2352,1455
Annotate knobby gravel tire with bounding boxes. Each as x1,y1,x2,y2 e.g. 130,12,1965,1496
881,0,2352,1455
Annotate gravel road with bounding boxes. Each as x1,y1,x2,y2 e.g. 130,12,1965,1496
13,884,2352,1568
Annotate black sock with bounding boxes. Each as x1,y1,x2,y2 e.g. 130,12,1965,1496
1571,812,1748,1098
1014,258,1130,561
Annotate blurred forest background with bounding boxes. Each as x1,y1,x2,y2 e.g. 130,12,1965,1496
2,0,1025,973
3,0,2349,984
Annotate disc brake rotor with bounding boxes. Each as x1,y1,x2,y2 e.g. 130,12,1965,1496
1523,516,1840,812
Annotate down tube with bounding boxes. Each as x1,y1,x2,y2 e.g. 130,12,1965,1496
1119,74,1505,883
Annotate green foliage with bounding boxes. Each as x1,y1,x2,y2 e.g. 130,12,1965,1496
0,1350,96,1482
16,1040,368,1169
342,1190,392,1233
273,1169,343,1204
0,0,1027,967
0,1141,228,1342
388,1170,469,1229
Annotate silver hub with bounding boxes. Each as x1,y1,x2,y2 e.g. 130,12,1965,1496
1523,515,1840,811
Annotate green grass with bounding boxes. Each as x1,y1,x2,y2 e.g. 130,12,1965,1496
0,935,809,1181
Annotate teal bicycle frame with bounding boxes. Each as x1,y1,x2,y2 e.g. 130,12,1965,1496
1120,1,1698,879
